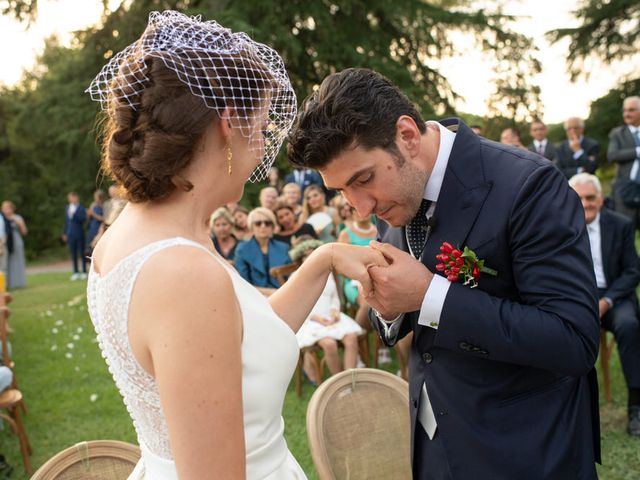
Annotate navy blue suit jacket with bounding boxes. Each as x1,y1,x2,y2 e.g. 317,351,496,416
372,119,600,479
600,208,640,308
284,169,323,193
64,204,86,241
233,237,291,289
555,136,600,179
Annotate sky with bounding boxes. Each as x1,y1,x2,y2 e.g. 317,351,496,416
0,0,635,124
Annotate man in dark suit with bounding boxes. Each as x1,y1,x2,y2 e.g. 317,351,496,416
288,68,600,479
570,172,640,436
555,117,600,179
527,119,556,160
283,167,323,195
608,96,640,229
63,192,87,281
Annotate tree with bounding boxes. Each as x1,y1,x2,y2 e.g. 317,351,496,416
547,0,640,80
2,0,543,256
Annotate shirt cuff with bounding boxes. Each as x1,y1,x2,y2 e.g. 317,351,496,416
603,297,613,308
572,149,584,160
374,310,404,343
417,274,451,329
636,147,640,158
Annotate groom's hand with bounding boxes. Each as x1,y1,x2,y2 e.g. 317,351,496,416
365,241,433,317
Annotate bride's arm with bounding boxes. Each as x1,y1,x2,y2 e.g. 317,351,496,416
268,243,385,332
129,248,245,480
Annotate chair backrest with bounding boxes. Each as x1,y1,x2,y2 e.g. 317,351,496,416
306,368,412,480
269,261,301,286
30,440,141,480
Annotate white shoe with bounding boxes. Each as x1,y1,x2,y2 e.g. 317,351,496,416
79,273,88,280
70,273,80,281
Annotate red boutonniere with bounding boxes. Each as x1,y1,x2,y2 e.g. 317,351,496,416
435,242,497,288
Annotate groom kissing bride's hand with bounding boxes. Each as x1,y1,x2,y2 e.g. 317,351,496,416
288,67,601,479
364,240,434,319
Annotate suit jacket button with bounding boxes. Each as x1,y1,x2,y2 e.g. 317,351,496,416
412,399,418,408
422,352,433,364
459,342,469,351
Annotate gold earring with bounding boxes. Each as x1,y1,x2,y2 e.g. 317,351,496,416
226,145,233,176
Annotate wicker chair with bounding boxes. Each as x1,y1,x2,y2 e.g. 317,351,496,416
0,302,32,474
31,440,141,479
307,368,412,480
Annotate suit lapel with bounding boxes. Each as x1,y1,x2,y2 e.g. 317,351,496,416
424,119,492,264
417,119,492,342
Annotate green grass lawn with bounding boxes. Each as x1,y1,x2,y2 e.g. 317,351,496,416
2,272,639,479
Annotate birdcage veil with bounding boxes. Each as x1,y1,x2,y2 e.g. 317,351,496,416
86,10,297,182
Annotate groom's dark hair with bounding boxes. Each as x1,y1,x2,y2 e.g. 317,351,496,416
287,68,425,169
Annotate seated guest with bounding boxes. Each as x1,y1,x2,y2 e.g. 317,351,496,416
232,205,252,241
290,237,362,385
300,184,337,243
273,202,316,246
527,120,557,160
209,208,238,262
500,127,525,149
570,173,640,436
556,117,600,179
234,207,291,295
259,186,279,211
332,196,354,234
282,182,303,219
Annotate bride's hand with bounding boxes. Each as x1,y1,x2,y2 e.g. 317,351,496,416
328,243,388,296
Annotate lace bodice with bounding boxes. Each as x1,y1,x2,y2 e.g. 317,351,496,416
87,237,302,477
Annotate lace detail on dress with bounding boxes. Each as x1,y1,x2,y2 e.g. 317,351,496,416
87,237,212,460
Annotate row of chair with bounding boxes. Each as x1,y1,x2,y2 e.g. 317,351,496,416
0,292,32,474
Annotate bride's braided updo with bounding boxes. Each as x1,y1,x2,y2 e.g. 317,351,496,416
87,11,297,203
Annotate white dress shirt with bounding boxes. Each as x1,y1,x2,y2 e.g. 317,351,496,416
377,121,456,439
533,139,546,155
586,214,607,289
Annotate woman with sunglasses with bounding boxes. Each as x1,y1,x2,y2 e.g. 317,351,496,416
234,207,291,295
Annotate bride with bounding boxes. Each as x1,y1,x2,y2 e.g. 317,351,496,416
85,11,385,480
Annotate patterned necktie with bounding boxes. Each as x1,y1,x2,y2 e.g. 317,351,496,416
537,142,544,155
406,199,431,259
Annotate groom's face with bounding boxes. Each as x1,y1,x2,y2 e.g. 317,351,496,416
319,146,427,227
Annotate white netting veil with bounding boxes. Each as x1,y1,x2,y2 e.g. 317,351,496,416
86,10,297,183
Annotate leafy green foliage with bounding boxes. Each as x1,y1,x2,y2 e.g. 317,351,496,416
547,0,640,80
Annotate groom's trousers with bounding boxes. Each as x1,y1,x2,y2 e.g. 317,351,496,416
413,423,453,480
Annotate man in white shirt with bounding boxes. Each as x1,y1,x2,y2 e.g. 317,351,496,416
527,120,556,160
570,172,640,437
609,96,640,230
288,68,600,479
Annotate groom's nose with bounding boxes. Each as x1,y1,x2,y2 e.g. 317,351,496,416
342,190,375,218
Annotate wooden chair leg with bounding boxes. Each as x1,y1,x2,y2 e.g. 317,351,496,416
600,329,612,404
12,406,32,474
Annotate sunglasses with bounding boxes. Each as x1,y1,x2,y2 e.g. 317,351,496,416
253,220,274,227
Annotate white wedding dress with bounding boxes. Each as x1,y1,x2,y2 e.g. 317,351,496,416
87,237,307,479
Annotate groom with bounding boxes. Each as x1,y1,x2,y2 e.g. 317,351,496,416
288,68,601,479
